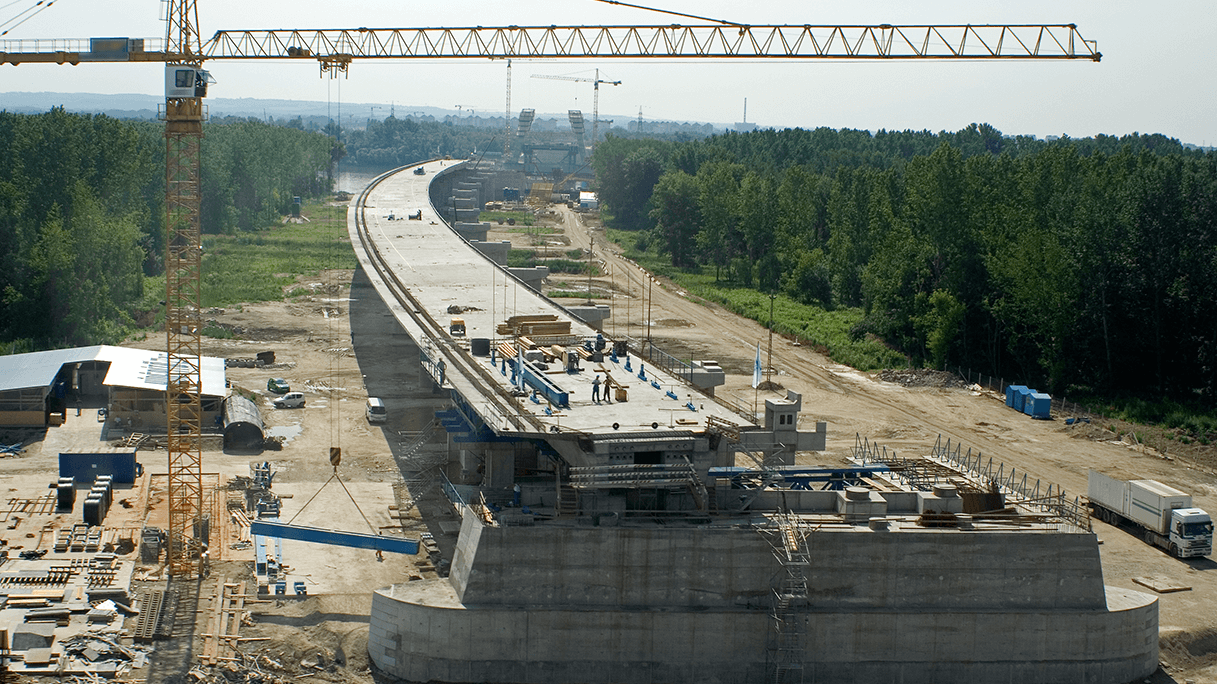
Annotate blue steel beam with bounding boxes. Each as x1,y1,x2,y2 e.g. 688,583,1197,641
250,520,419,554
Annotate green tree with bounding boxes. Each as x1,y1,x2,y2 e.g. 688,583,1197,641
648,171,701,267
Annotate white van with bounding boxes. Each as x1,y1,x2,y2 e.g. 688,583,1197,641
366,397,387,424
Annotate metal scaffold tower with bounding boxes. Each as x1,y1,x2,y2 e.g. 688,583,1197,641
764,510,813,684
162,0,207,577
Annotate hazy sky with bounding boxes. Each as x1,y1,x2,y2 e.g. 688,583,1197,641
2,0,1213,145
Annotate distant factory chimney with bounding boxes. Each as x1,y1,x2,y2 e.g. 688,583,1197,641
734,97,757,133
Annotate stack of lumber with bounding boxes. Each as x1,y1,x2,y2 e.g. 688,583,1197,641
497,314,571,337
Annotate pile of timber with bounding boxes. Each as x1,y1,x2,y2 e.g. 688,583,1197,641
497,314,571,338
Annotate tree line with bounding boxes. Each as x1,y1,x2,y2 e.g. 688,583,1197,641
0,109,336,351
339,115,714,169
591,126,1217,403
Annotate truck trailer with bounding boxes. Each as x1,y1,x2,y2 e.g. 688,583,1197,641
1087,470,1212,558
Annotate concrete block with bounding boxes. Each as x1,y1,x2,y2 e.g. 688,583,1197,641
11,623,55,650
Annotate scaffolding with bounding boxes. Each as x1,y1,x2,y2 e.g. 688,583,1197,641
762,510,813,684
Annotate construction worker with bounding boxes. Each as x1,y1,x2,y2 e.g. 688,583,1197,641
592,375,601,403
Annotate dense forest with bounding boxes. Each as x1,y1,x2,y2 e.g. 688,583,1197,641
340,116,499,167
339,116,712,168
0,109,336,351
592,126,1217,404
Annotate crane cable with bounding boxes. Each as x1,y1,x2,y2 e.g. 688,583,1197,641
594,0,741,27
287,455,378,536
1,0,56,36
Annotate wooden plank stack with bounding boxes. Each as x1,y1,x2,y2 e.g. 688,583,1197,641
497,314,571,338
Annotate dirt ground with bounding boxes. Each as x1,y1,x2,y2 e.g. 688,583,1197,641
4,197,1215,683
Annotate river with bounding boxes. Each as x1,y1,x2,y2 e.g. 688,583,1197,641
333,166,395,196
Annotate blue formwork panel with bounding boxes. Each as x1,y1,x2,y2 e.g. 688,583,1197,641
1025,392,1052,419
1005,385,1027,408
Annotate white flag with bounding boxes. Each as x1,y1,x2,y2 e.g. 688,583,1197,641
752,342,762,388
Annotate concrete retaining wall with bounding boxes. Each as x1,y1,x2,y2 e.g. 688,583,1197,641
450,512,1109,611
369,580,1157,684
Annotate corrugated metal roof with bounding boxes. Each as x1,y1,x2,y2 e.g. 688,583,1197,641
0,345,226,397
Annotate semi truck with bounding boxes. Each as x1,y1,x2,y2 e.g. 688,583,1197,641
1087,470,1212,558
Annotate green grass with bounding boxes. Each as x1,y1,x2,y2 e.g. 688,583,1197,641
604,228,906,371
479,211,534,226
201,324,234,339
1077,394,1217,443
199,203,355,307
550,290,610,299
501,226,559,234
508,249,600,275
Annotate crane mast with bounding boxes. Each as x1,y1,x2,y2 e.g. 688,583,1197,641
504,59,512,160
532,70,622,154
162,0,207,578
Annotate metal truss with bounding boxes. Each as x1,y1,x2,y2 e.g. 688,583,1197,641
196,24,1100,64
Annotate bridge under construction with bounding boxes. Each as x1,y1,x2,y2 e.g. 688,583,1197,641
348,160,1157,684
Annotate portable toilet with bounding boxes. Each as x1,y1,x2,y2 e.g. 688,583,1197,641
1025,392,1052,419
1013,386,1033,413
1005,385,1027,409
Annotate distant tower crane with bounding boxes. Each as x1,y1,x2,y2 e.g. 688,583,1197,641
1,3,1100,579
504,59,512,159
532,70,621,153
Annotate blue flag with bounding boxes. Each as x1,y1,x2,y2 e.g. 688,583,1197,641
752,342,762,388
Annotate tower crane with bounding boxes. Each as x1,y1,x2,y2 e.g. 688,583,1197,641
532,70,621,153
0,2,1100,578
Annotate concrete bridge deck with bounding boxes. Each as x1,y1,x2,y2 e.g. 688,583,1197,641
347,160,752,439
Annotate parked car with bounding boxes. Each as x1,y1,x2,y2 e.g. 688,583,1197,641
273,392,305,409
267,378,290,394
366,397,387,424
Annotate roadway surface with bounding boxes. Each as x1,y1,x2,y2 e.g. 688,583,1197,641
347,161,754,438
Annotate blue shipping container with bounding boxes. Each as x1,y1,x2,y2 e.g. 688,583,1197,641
1025,392,1052,419
59,451,139,485
1005,385,1028,408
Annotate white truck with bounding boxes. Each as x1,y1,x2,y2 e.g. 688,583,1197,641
1087,470,1212,558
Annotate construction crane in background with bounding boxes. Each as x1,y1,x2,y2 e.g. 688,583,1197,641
532,70,621,153
0,3,1101,577
503,59,512,159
